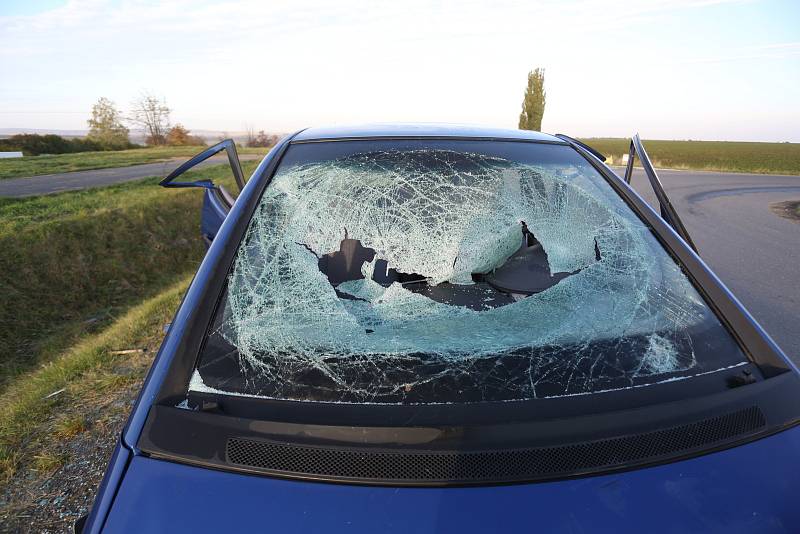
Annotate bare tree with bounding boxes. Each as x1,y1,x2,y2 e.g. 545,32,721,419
244,123,256,147
129,92,171,145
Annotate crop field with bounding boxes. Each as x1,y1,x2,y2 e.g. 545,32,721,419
579,138,800,175
0,145,270,180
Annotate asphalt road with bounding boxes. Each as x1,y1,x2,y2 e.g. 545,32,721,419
616,166,800,364
0,154,263,198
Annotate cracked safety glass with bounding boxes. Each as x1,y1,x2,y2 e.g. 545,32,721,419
190,140,747,404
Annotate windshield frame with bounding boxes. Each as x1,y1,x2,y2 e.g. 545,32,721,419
149,135,790,410
189,138,755,406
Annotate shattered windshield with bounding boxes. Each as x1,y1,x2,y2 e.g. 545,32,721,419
191,140,747,404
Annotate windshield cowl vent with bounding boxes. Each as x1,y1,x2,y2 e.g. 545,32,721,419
225,406,765,485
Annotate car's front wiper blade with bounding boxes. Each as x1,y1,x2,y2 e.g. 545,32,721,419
624,134,697,253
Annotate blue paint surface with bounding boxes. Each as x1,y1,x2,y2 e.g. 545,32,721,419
103,427,800,533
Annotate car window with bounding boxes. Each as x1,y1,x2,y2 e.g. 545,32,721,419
190,139,747,404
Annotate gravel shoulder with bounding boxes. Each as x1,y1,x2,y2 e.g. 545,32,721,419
0,380,139,532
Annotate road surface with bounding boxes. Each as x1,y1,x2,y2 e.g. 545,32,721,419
0,154,263,198
617,167,800,364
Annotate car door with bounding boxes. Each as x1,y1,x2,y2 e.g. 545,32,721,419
160,139,247,245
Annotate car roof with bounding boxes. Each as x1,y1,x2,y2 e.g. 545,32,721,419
292,123,565,143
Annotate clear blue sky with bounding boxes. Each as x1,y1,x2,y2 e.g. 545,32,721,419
1,0,798,141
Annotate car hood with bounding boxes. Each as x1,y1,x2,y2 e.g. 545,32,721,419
101,426,800,533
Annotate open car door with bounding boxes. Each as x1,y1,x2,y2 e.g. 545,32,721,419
160,139,245,246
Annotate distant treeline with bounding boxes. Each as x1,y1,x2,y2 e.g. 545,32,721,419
0,134,138,156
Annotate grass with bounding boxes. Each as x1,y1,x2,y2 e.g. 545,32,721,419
0,145,271,180
32,452,68,475
0,275,190,482
54,414,88,440
578,138,800,175
0,154,262,489
0,160,260,392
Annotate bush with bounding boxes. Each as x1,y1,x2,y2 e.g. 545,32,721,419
246,130,279,148
0,134,136,156
165,124,206,147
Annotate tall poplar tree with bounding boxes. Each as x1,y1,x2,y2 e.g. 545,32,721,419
518,68,546,131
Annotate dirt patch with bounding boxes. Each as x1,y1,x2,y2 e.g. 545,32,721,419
770,200,800,223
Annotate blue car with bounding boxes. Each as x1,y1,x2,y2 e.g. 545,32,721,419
82,125,800,533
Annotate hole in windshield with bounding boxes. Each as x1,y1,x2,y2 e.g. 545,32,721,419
302,220,589,311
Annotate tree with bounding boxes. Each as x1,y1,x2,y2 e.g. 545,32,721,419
129,92,171,146
244,123,256,147
518,68,546,132
87,97,129,150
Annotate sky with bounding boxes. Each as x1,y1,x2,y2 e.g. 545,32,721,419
1,0,798,141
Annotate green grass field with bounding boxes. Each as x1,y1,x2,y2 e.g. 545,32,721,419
0,161,259,391
578,138,800,175
0,145,271,180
